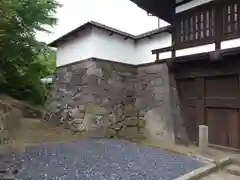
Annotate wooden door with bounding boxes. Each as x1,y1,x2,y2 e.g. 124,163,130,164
177,75,240,149
205,75,240,149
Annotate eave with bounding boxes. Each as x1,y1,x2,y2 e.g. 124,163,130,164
130,0,175,23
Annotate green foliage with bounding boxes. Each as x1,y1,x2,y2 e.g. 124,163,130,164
0,0,60,104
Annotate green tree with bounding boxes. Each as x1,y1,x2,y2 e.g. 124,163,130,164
0,0,60,104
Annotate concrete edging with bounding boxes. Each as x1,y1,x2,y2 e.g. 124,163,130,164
174,157,232,180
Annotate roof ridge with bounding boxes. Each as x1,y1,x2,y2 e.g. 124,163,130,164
88,21,136,38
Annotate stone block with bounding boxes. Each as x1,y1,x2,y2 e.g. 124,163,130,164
154,93,165,102
139,127,147,135
139,109,147,117
139,119,146,128
124,118,139,126
118,126,139,139
85,104,108,115
135,98,144,110
224,164,240,176
72,118,84,124
84,59,96,69
84,114,97,130
153,87,166,94
86,67,103,77
199,125,208,153
150,77,164,86
123,104,136,117
0,130,9,144
87,75,100,86
145,64,161,74
107,129,117,137
144,108,174,144
74,123,87,132
69,108,85,119
70,73,86,86
108,114,117,123
63,72,72,83
110,123,123,131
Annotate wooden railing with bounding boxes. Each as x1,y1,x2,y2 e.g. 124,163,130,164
175,0,240,49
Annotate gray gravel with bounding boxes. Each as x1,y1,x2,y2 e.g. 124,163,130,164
5,139,204,180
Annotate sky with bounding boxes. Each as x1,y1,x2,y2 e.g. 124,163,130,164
36,0,169,43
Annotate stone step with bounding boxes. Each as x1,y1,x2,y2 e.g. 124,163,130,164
224,164,240,176
0,169,7,174
0,174,15,180
200,171,240,180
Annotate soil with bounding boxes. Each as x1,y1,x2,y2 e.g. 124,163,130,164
0,95,83,152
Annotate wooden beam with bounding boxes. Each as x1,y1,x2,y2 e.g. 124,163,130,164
176,0,194,7
156,53,159,61
214,2,222,50
152,46,172,54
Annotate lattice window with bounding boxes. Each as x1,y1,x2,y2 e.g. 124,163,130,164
223,2,240,35
176,7,215,47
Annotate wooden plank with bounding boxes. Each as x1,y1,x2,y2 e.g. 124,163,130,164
183,19,186,42
215,3,222,50
227,110,239,149
196,78,205,126
193,15,196,41
238,3,240,32
185,98,197,107
205,98,238,108
203,11,207,39
211,7,215,37
197,13,201,40
152,46,172,54
156,53,159,61
237,75,240,149
230,4,235,33
176,67,240,79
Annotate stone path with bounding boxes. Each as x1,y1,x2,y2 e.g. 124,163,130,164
201,171,239,180
200,163,240,180
1,139,205,180
200,170,240,180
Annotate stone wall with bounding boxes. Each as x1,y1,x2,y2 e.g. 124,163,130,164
134,64,175,143
46,58,186,143
169,72,188,143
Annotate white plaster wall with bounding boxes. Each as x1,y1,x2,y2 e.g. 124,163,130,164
90,28,137,64
136,33,172,64
221,38,240,50
56,26,171,67
176,0,213,13
56,28,93,67
159,51,172,60
176,43,215,57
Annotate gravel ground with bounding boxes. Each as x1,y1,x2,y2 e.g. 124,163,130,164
3,139,205,180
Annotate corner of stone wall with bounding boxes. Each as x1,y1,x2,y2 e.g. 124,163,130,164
169,71,189,144
134,63,175,144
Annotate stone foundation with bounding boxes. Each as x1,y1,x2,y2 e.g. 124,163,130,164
45,58,186,142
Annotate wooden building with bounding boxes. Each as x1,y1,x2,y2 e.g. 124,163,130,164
131,0,240,150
